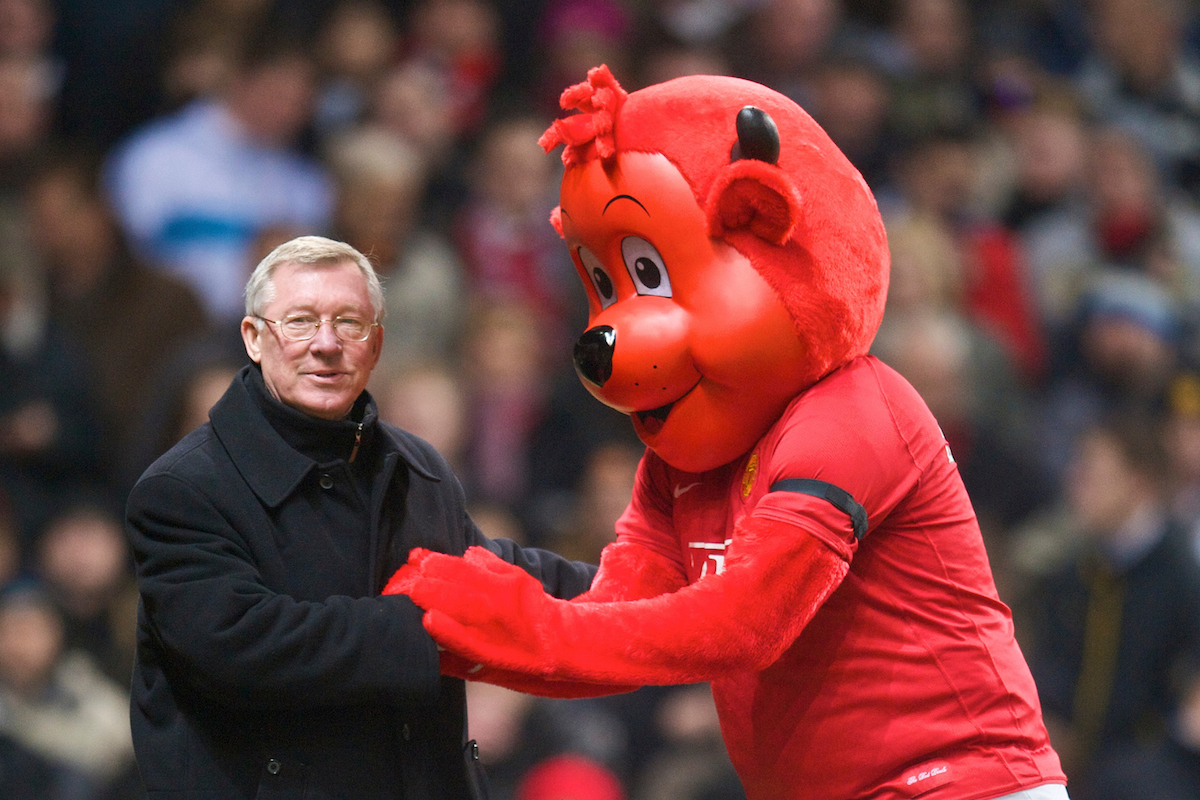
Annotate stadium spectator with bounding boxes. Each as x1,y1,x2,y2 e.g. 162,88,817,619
539,440,642,563
890,129,1049,381
629,684,744,800
454,116,583,358
312,0,399,140
1077,666,1200,799
530,0,633,118
463,648,630,800
105,24,333,323
0,55,53,201
1024,127,1200,356
0,580,134,790
730,0,844,109
26,145,209,468
35,503,137,687
157,0,274,110
1075,0,1200,201
1037,272,1182,481
995,85,1090,234
1019,413,1200,793
458,298,553,509
879,0,980,144
871,303,1050,551
373,360,469,477
0,210,105,546
0,728,88,800
808,55,894,192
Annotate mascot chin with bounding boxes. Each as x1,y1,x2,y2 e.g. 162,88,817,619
387,66,1067,800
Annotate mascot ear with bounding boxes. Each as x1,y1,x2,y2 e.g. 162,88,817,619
705,106,802,246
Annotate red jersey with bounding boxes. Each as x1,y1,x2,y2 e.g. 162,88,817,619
615,356,1065,800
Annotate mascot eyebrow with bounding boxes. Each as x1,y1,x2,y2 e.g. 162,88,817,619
603,194,649,215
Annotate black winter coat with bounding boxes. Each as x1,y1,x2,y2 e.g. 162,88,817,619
125,366,595,800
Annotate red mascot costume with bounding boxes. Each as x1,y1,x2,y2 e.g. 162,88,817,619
387,66,1068,800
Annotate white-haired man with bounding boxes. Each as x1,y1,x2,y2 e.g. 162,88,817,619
125,236,595,800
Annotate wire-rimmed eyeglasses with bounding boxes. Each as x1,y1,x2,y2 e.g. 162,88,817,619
256,314,379,342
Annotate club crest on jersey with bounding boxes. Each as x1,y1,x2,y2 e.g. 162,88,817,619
742,453,759,498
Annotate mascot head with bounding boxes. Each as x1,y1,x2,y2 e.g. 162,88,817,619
542,66,889,472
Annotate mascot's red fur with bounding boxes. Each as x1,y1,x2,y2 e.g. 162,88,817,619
387,67,1067,800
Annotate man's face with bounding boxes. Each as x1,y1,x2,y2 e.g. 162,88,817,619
241,259,382,420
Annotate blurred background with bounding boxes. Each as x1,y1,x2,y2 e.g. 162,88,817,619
3,0,1200,798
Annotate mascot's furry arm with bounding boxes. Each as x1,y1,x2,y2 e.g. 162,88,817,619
385,515,847,688
403,540,690,696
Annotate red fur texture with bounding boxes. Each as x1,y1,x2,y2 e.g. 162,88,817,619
705,160,802,246
400,515,849,688
574,540,688,603
417,540,688,697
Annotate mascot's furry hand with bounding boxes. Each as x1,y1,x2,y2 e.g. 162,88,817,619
387,547,567,673
385,540,686,696
387,516,849,688
386,550,633,697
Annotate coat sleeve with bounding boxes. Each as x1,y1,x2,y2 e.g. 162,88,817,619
475,532,597,600
127,472,442,710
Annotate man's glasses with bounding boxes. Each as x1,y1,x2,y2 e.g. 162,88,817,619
257,315,379,342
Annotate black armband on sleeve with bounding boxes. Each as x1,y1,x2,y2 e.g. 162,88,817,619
769,478,869,540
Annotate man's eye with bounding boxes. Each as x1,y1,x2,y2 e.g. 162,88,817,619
283,316,317,332
335,318,367,337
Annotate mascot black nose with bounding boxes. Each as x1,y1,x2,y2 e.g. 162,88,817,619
574,326,616,387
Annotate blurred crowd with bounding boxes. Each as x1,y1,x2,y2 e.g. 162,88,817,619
4,0,1200,798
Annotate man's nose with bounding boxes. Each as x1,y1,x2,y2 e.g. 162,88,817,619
310,321,343,349
574,325,615,387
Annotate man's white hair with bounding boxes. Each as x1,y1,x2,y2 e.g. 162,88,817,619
244,235,385,321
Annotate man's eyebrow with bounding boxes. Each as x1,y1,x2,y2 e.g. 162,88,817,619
603,194,649,215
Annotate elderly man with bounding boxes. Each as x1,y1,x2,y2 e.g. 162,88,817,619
124,236,595,800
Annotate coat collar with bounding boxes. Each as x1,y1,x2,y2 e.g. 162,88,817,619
210,365,439,508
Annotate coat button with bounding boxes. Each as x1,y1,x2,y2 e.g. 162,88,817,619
267,758,281,775
402,723,411,741
319,474,333,489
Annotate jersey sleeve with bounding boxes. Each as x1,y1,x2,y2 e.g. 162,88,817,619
751,359,939,561
612,451,688,572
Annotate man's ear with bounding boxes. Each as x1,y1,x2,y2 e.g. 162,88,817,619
704,159,802,246
368,324,383,370
241,317,264,364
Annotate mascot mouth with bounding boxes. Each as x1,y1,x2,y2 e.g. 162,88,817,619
634,378,701,436
636,402,675,435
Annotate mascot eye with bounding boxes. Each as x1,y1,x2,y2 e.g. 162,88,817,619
621,237,672,298
578,247,618,309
